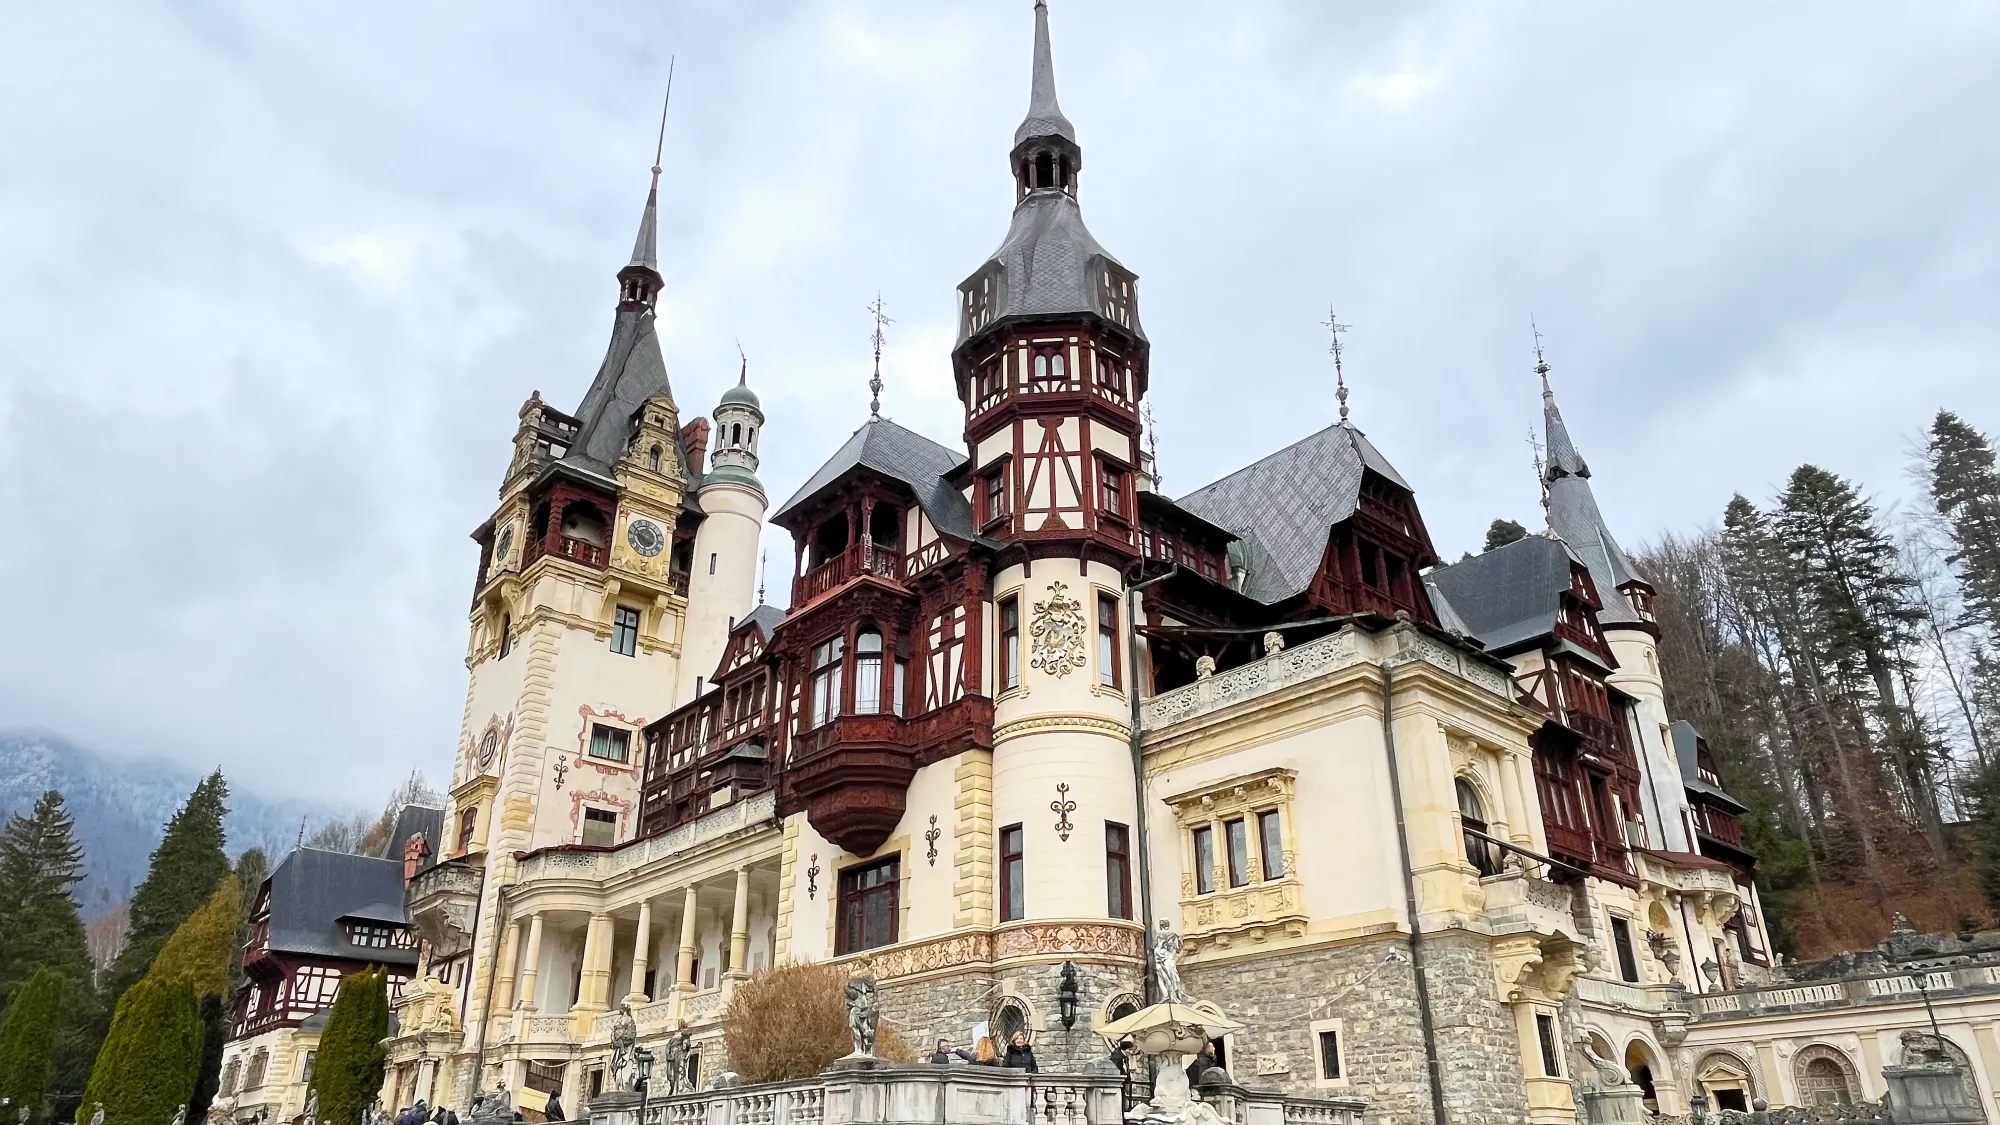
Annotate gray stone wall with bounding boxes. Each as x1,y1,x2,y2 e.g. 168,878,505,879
1181,934,1528,1125
878,960,1144,1073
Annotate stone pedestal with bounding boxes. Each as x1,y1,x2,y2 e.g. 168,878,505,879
1886,1063,1985,1125
587,1090,643,1125
1578,1083,1648,1125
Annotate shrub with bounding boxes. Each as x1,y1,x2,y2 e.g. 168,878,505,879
308,968,389,1125
82,977,202,1125
722,963,914,1084
0,967,66,1117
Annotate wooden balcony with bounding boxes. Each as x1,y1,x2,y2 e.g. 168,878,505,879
524,533,608,569
787,696,993,855
792,542,903,607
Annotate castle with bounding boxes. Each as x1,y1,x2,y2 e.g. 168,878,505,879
378,6,2000,1124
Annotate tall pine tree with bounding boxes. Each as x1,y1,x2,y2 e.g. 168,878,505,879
0,790,93,998
82,977,202,1125
107,771,231,1002
1927,410,2000,630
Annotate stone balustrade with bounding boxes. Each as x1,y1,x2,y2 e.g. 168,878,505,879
517,791,777,883
1688,961,2000,1023
596,1067,1363,1125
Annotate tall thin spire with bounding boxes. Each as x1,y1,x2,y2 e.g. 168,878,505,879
867,293,892,419
1016,1,1076,147
1531,314,1551,397
628,59,675,273
1533,322,1588,480
737,338,748,387
1323,306,1352,426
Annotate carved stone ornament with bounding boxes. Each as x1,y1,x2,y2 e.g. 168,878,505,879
1195,655,1216,680
1051,783,1077,841
1028,581,1088,678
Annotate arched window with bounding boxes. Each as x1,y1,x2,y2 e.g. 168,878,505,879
854,629,884,715
1456,778,1501,876
1796,1047,1858,1108
732,423,743,445
1035,151,1054,188
648,445,662,471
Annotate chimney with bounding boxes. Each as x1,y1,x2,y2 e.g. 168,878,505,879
403,833,430,885
681,418,711,474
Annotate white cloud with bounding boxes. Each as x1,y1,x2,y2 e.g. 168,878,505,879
306,228,432,293
1347,65,1445,111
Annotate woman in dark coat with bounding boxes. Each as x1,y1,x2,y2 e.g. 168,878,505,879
1003,1031,1039,1073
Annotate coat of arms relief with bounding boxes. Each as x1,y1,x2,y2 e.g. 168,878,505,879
1029,581,1088,678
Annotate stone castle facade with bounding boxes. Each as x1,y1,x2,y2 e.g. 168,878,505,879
380,6,2000,1125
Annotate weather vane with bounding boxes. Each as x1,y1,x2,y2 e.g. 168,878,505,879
1529,428,1549,522
757,548,768,605
1531,314,1551,394
868,293,893,419
1142,401,1162,491
1322,306,1352,424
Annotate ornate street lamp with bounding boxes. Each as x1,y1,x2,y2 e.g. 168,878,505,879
635,1047,656,1125
1058,961,1080,1029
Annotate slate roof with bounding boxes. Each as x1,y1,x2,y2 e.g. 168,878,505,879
560,184,687,481
1542,384,1642,625
381,804,444,872
1173,422,1411,605
740,604,786,639
1015,0,1076,148
772,418,975,540
261,848,419,966
1671,720,1747,811
1424,534,1585,655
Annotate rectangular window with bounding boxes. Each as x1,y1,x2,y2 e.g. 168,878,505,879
1099,462,1126,518
892,659,907,717
1000,824,1026,922
1609,916,1639,983
1192,826,1216,894
1317,1030,1342,1081
587,724,631,763
1098,594,1120,688
611,605,641,657
982,471,1010,525
811,637,845,728
1225,817,1249,887
836,857,900,954
1105,822,1133,920
709,552,718,575
1258,809,1284,880
999,597,1021,691
458,806,477,851
300,1051,315,1085
498,613,511,659
854,632,884,715
582,808,617,847
1536,1013,1562,1077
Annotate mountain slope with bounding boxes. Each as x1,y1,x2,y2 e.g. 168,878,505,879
0,730,343,916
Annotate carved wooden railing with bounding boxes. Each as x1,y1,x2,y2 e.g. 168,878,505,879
524,533,608,569
792,542,903,607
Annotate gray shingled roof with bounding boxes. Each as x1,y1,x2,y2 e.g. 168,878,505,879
380,804,444,871
740,604,786,638
960,192,1141,346
1671,720,1747,811
1174,423,1411,605
262,848,419,966
1542,385,1642,625
772,418,974,540
1424,533,1583,655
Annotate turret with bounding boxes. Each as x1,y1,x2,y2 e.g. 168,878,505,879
678,366,769,702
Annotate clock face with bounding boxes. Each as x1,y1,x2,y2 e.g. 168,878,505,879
477,730,500,769
495,522,516,564
627,517,666,558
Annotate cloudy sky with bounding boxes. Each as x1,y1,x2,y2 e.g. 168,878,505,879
2,1,1996,808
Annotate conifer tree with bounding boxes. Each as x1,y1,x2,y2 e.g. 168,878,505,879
0,967,66,1118
1483,518,1528,552
1927,410,2000,630
228,848,268,996
307,969,389,1125
147,877,241,1004
188,995,228,1123
0,790,93,998
107,772,231,1002
82,977,202,1125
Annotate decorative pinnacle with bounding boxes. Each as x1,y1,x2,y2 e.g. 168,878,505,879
652,58,675,189
737,338,748,386
867,293,893,419
758,548,768,605
1142,401,1162,490
1531,314,1551,395
1322,306,1352,425
1529,428,1550,523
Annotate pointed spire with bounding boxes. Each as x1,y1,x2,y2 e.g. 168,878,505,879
1016,1,1077,148
868,293,892,419
1323,306,1353,426
618,62,674,311
1534,322,1589,480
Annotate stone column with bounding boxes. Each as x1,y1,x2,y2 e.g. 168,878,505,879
677,886,701,988
577,912,613,1012
728,867,753,979
625,899,654,1006
1501,752,1536,847
491,918,522,1013
517,912,546,1011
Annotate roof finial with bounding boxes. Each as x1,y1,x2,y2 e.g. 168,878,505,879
758,548,768,605
1531,314,1551,396
1142,400,1163,490
1015,0,1076,148
1322,306,1352,425
736,337,748,386
653,58,675,188
626,59,675,276
867,293,893,420
1529,428,1550,526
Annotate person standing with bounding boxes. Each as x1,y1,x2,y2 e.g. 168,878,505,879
1003,1031,1039,1073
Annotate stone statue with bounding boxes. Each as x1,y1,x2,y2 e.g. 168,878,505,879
1152,920,1188,1004
90,1105,104,1125
604,1002,640,1092
845,971,880,1057
484,1083,513,1121
1901,1028,1953,1064
1577,1040,1630,1088
660,1032,691,1096
1194,655,1216,680
18,1107,29,1125
303,1092,319,1125
171,1106,188,1125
